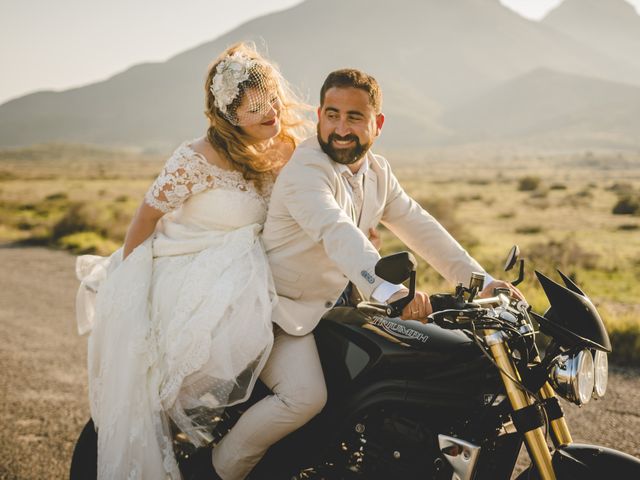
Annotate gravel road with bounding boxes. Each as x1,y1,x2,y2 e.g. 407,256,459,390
0,245,638,479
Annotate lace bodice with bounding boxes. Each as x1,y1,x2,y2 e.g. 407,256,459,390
145,142,273,215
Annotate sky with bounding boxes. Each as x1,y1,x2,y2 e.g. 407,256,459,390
1,0,640,105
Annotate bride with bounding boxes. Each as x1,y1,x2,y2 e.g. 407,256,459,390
75,42,311,479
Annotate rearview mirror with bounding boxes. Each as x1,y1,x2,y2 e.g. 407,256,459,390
504,245,520,271
375,252,417,284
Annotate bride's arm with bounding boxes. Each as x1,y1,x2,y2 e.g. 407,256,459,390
121,145,216,259
122,202,164,259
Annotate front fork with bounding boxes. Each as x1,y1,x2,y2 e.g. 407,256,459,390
485,329,559,480
539,382,573,446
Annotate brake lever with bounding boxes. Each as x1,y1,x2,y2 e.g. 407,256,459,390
429,309,465,329
429,308,488,329
356,302,393,317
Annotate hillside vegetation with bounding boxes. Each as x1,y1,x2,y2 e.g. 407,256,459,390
1,143,639,363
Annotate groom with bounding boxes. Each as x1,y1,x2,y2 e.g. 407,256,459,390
211,69,518,479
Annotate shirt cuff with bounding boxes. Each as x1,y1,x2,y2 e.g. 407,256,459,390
371,281,405,303
483,272,495,289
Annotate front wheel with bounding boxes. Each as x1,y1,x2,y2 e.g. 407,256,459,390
515,444,640,480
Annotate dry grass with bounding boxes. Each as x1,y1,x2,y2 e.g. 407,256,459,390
384,149,640,363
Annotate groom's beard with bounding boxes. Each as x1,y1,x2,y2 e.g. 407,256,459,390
317,127,371,166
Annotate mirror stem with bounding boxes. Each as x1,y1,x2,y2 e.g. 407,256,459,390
512,259,525,286
388,270,416,317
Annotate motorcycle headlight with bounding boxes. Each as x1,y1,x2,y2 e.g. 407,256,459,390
593,350,608,399
550,349,595,405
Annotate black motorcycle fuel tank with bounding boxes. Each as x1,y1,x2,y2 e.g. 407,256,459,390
315,307,499,409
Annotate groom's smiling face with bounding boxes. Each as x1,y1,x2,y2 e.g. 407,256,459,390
317,87,384,171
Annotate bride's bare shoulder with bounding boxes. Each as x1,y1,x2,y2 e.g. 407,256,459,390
188,137,231,170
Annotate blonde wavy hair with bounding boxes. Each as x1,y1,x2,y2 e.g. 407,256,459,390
205,43,312,190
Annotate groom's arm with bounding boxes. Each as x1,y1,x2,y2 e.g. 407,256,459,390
380,161,488,287
279,160,386,300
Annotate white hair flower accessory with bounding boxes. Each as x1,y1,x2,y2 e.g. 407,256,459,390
210,52,257,117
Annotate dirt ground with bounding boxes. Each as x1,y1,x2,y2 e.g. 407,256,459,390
0,245,638,479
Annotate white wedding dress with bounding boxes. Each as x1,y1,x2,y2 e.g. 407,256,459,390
75,142,276,480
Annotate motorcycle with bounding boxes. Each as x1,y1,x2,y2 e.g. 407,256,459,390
71,246,640,479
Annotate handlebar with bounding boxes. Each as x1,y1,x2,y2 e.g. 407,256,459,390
356,290,519,331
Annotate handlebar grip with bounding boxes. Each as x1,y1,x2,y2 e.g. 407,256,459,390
430,293,459,312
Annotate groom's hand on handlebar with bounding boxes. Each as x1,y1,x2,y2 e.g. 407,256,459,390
480,280,525,301
402,291,433,322
388,290,433,323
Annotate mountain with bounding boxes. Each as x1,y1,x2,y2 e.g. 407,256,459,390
441,68,640,149
2,0,640,150
543,0,640,71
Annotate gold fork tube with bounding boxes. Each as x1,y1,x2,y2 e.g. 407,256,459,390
540,382,573,446
486,330,556,480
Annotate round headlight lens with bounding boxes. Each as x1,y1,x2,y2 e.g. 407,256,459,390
593,350,608,399
550,349,595,405
576,349,594,405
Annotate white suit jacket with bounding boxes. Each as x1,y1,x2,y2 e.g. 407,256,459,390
263,136,485,335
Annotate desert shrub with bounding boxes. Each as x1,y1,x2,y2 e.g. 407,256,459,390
33,192,72,219
606,182,634,194
454,193,483,202
575,188,593,198
415,197,456,225
51,203,97,239
600,308,640,365
563,191,592,208
609,328,640,365
45,192,68,201
518,176,541,191
414,196,478,249
617,223,639,231
549,183,567,190
498,211,515,219
523,197,550,210
516,225,542,235
17,221,34,231
612,195,640,215
527,237,599,271
529,190,548,199
0,200,47,236
105,203,135,241
57,232,118,255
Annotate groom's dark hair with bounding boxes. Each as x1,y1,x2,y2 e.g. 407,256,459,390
320,69,382,113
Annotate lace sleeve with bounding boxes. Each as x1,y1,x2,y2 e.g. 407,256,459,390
144,147,216,213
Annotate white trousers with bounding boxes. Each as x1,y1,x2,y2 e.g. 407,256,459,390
212,327,328,479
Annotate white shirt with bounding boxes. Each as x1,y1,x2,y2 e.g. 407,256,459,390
336,160,402,302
